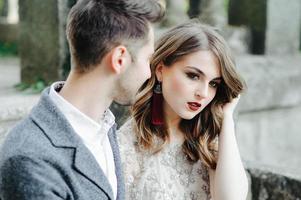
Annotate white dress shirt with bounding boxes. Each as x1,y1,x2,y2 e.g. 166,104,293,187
49,82,117,199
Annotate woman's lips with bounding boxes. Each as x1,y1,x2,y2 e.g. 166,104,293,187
187,102,201,111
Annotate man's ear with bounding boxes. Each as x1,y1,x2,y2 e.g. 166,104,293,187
155,62,164,81
109,45,130,74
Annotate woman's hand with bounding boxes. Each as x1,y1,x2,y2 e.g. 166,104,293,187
221,95,240,116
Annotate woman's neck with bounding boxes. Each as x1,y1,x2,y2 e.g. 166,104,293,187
168,127,184,144
163,101,184,143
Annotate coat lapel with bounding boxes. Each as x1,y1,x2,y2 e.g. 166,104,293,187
30,88,114,199
108,125,125,200
73,144,114,199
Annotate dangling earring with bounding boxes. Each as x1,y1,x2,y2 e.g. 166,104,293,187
151,81,164,125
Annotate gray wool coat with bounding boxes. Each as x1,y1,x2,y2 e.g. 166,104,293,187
0,88,125,200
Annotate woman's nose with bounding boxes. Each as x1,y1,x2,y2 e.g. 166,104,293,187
195,84,209,99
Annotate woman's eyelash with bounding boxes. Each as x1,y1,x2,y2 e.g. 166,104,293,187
209,81,220,88
186,71,221,88
186,72,199,80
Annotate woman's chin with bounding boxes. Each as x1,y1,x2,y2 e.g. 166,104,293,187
178,111,198,120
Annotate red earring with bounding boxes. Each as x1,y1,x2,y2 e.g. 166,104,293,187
151,82,164,125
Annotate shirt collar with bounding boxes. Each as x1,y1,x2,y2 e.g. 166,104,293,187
49,81,115,143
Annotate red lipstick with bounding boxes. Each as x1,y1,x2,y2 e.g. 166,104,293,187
187,102,201,111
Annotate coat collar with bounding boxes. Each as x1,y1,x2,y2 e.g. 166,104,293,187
30,88,115,199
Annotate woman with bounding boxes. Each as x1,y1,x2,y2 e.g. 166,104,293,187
118,20,248,200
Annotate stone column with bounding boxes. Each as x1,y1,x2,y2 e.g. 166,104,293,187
161,0,188,27
19,0,71,84
187,0,201,19
228,0,267,54
265,0,301,55
7,0,18,23
0,0,18,43
0,0,8,17
197,0,227,28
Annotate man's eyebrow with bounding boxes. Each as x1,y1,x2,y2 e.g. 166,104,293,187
186,66,222,81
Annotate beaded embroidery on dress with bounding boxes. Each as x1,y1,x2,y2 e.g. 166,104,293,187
117,119,212,200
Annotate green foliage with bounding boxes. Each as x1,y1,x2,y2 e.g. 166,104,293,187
0,41,18,56
224,0,229,13
0,0,3,12
0,0,7,17
14,78,48,94
14,82,30,91
228,0,267,31
228,0,250,26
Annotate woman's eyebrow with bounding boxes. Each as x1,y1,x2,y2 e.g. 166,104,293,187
186,66,222,81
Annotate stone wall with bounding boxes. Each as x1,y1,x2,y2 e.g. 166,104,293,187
0,95,38,145
248,168,301,199
0,23,18,42
0,57,39,145
235,55,301,178
236,56,301,111
18,0,71,84
265,0,301,55
0,0,18,43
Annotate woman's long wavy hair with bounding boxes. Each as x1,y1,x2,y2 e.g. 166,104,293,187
132,20,245,169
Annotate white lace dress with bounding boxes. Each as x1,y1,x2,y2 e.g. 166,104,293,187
117,120,212,200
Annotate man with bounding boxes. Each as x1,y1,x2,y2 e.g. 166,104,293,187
0,0,165,199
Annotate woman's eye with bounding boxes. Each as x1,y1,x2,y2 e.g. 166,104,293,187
209,81,219,88
186,72,199,80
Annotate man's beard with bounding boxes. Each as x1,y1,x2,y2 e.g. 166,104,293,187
113,86,137,106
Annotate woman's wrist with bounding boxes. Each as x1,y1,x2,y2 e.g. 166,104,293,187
223,111,234,119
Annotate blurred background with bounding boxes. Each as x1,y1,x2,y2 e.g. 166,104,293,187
0,0,300,199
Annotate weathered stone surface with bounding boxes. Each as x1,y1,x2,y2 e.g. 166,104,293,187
237,105,301,177
247,168,301,200
0,23,18,42
18,0,70,84
235,56,301,178
223,26,251,55
187,0,227,28
0,95,39,146
0,95,39,121
197,0,226,28
236,55,301,112
266,0,301,55
161,0,188,27
6,0,18,24
0,57,20,95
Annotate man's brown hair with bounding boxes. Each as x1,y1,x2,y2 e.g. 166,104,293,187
66,0,165,73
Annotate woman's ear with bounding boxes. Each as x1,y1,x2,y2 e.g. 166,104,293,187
109,45,130,74
155,62,164,82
